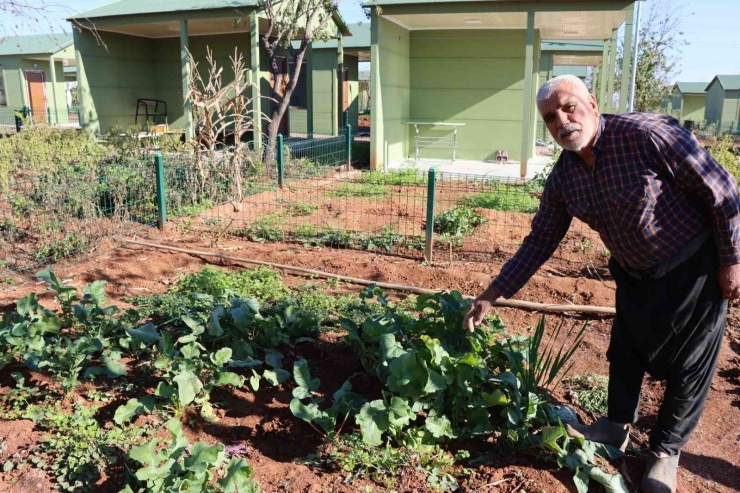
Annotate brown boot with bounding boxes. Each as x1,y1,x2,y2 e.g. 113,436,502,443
641,451,679,493
565,418,630,451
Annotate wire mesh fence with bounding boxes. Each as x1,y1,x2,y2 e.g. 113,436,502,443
164,131,605,269
0,161,159,274
0,130,606,277
0,106,80,130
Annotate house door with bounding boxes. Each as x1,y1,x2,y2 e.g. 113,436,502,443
26,71,47,124
269,56,290,136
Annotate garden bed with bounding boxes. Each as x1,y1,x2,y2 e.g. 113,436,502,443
0,235,738,493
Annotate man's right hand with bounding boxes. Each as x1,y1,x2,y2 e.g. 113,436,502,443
462,286,501,333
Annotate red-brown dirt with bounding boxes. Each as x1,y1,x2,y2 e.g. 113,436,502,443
0,232,738,492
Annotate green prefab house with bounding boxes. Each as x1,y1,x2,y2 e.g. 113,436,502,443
666,82,707,125
68,0,352,142
0,34,77,126
365,0,638,176
291,22,370,136
704,75,740,135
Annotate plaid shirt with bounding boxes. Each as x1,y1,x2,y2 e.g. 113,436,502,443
491,113,740,299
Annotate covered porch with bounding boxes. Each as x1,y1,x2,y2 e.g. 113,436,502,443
69,1,352,146
367,0,638,179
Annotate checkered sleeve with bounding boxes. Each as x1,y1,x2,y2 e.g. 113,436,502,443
649,121,740,265
490,169,573,298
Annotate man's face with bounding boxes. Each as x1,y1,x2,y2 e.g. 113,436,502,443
538,83,600,152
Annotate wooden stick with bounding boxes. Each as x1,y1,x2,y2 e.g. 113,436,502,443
123,240,617,316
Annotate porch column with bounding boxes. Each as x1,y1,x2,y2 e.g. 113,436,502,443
519,10,535,180
74,46,86,129
605,29,618,112
306,42,314,138
619,3,635,113
369,8,381,170
249,11,262,150
598,41,609,112
592,66,600,96
337,34,344,129
180,20,193,140
48,56,59,124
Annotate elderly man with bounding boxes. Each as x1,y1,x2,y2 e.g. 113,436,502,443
463,75,740,493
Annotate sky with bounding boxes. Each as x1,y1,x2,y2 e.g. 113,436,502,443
0,0,737,84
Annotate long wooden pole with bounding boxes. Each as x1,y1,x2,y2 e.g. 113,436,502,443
124,240,617,316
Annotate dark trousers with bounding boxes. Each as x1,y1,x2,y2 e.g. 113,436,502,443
606,240,727,456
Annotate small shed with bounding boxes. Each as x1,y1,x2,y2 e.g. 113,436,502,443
704,75,740,134
0,34,77,126
291,22,370,135
667,82,707,124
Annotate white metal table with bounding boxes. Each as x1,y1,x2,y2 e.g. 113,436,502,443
403,121,466,163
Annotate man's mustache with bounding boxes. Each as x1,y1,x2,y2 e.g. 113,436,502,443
559,124,582,139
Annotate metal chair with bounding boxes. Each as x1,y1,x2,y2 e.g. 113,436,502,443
135,99,167,127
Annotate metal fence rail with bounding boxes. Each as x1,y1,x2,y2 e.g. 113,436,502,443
0,128,605,276
161,128,604,267
0,161,158,273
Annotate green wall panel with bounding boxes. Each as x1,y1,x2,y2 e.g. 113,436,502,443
411,58,526,90
410,31,526,59
377,16,410,167
407,29,534,162
704,80,723,127
75,29,156,133
311,49,335,135
680,94,705,123
77,29,258,134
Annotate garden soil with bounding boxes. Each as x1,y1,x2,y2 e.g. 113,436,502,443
0,232,739,492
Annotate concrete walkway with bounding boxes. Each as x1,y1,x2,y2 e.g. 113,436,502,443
387,155,553,182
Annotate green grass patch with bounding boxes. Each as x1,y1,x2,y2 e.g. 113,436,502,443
460,186,540,213
356,169,427,186
285,201,318,217
327,183,388,198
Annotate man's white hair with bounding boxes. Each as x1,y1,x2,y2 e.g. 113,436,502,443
536,75,589,103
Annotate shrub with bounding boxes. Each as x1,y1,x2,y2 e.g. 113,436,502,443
707,134,740,184
0,126,109,184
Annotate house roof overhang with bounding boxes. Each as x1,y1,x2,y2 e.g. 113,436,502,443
362,0,634,40
68,1,351,39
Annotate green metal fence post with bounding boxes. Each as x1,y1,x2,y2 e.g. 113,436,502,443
345,123,352,170
154,153,167,229
424,168,436,263
47,107,51,125
277,134,284,188
343,109,349,128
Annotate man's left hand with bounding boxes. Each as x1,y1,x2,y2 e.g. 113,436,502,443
718,263,740,300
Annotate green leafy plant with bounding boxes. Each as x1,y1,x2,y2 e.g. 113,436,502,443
15,402,149,492
122,418,259,493
433,206,486,243
290,359,366,438
0,269,127,390
359,226,404,252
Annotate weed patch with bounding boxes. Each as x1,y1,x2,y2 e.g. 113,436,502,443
461,186,539,213
565,374,609,415
327,183,388,198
